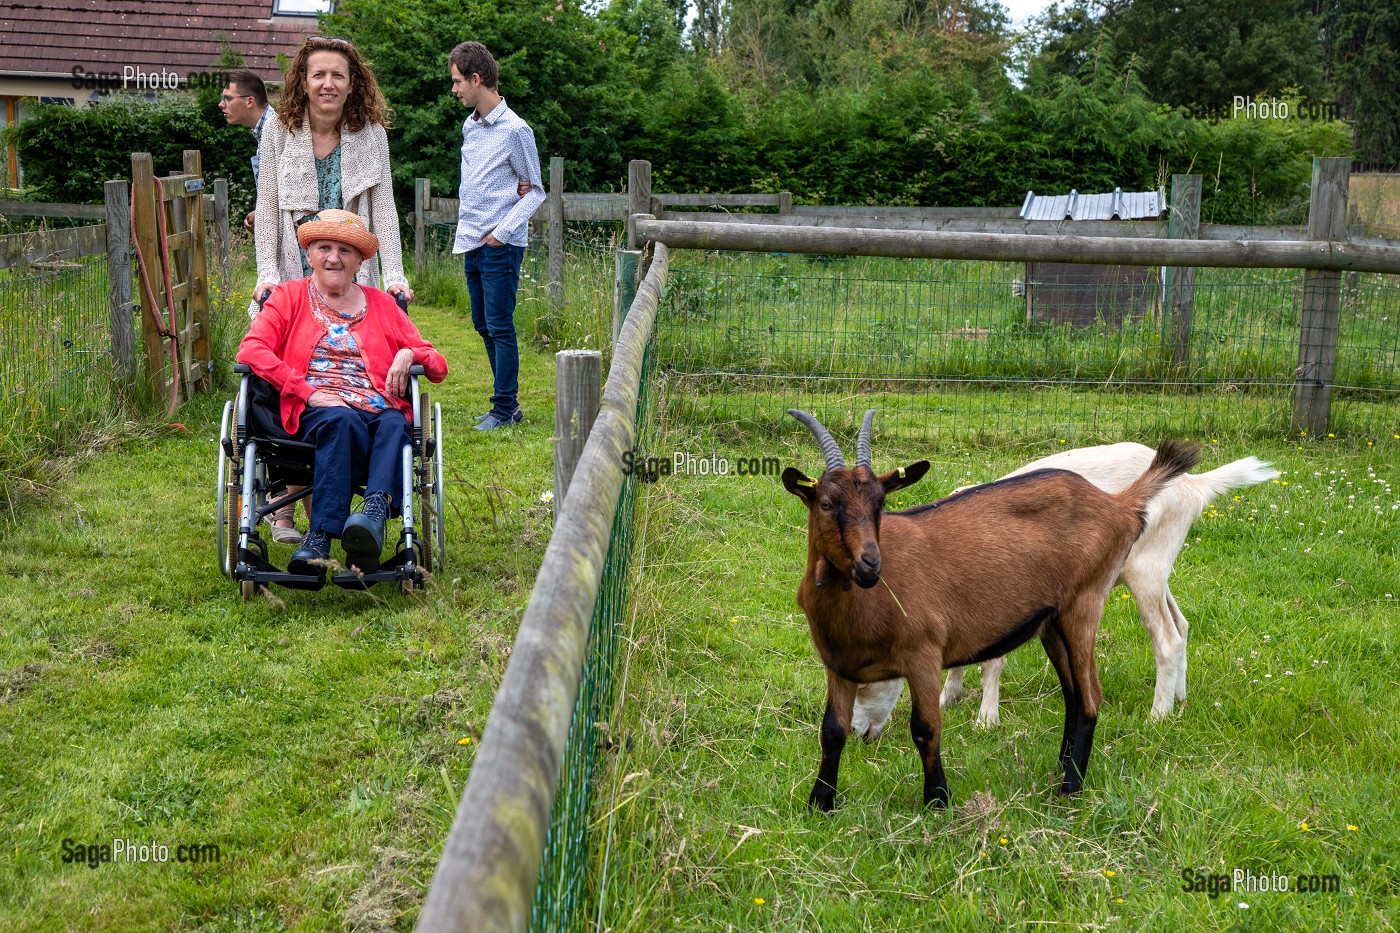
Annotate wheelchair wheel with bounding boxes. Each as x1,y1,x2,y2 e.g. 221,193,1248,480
217,401,237,578
433,401,445,572
416,393,434,578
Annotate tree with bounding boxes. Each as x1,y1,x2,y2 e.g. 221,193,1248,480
322,0,644,199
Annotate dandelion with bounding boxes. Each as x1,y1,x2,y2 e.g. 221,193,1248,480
1116,897,1124,903
1300,821,1311,831
999,837,1008,845
1104,869,1116,877
458,736,473,745
1347,824,1358,831
754,898,765,905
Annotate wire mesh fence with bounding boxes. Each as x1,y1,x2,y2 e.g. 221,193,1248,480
653,251,1400,446
0,252,119,429
530,341,655,933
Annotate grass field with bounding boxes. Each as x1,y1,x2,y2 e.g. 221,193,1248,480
2,243,1397,930
589,372,1400,931
0,298,561,930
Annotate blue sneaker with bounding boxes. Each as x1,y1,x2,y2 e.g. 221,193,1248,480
475,408,523,431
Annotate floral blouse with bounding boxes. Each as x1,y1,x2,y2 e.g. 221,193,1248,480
303,280,389,413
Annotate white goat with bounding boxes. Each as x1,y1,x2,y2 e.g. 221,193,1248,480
851,442,1277,736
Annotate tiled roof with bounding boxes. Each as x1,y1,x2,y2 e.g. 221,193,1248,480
1020,188,1163,222
0,1,311,84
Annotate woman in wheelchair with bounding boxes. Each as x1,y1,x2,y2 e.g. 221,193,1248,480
236,209,447,577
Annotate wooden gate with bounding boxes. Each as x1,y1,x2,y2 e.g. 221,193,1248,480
130,149,212,404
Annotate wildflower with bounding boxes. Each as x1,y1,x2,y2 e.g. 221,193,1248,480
1116,897,1124,903
1347,824,1358,831
754,898,765,905
540,490,555,504
999,837,1008,845
1238,902,1249,909
458,737,473,745
1300,821,1310,831
1104,869,1116,877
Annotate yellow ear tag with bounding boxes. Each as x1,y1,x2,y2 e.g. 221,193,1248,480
897,467,906,478
797,478,815,488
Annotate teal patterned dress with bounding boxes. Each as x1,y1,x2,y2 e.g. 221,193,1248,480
298,144,344,277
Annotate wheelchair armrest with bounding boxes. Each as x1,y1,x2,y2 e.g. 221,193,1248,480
234,363,252,374
409,364,425,376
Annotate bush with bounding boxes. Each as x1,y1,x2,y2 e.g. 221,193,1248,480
14,93,257,216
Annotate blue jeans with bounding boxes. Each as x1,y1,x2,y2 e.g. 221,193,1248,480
463,243,525,417
297,406,410,536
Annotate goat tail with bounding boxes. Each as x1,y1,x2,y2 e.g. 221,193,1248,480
1116,439,1202,526
1182,456,1279,503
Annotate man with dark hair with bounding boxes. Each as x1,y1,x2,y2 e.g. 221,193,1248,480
448,41,545,431
218,69,274,232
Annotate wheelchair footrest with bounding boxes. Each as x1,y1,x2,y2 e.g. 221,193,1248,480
236,546,327,591
330,548,421,590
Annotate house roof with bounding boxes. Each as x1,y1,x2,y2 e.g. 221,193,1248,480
1020,188,1163,222
0,0,311,85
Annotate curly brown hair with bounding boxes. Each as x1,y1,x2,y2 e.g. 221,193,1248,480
278,36,391,134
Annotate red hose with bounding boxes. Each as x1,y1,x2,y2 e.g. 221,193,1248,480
129,176,182,417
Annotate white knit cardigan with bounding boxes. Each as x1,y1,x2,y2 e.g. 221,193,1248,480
254,116,408,290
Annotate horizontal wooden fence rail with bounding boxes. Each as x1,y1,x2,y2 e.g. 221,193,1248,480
0,199,106,220
633,218,1400,274
0,223,107,270
417,243,672,933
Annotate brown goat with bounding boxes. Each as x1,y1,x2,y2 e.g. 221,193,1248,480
782,409,1199,810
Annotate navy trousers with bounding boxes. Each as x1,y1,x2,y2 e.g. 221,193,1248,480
297,406,409,537
463,242,526,418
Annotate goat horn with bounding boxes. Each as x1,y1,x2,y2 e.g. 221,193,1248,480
787,409,845,473
854,409,876,467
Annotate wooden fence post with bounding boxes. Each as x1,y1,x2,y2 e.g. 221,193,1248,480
104,179,136,386
414,177,429,271
130,152,168,402
627,159,651,249
212,177,231,291
184,149,212,392
613,248,641,346
548,156,564,307
1165,174,1201,366
553,349,601,517
1293,157,1349,436
778,191,793,215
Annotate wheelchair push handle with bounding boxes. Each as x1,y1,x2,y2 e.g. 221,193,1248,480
253,287,411,314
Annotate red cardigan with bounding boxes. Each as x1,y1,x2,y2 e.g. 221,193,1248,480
236,277,448,435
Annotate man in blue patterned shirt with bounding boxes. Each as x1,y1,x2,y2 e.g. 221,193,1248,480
449,41,547,431
218,69,274,232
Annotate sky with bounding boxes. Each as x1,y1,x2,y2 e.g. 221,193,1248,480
999,0,1053,28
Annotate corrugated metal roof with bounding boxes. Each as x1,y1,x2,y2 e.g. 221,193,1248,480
1020,188,1163,221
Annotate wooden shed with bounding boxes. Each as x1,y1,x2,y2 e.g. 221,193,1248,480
1019,188,1165,326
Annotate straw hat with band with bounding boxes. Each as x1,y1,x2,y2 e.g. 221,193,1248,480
295,209,379,261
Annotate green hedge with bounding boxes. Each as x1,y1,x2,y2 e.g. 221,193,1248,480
13,93,256,217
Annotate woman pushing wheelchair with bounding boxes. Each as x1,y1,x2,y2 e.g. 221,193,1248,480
236,210,447,578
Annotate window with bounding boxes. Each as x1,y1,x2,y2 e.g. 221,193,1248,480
272,0,333,14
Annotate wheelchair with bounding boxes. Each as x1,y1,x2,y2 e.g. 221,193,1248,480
216,296,445,598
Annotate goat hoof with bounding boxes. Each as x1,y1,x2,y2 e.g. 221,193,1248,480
923,789,950,809
808,785,837,812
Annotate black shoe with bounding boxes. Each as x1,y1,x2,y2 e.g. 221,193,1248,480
342,492,389,572
288,530,331,577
